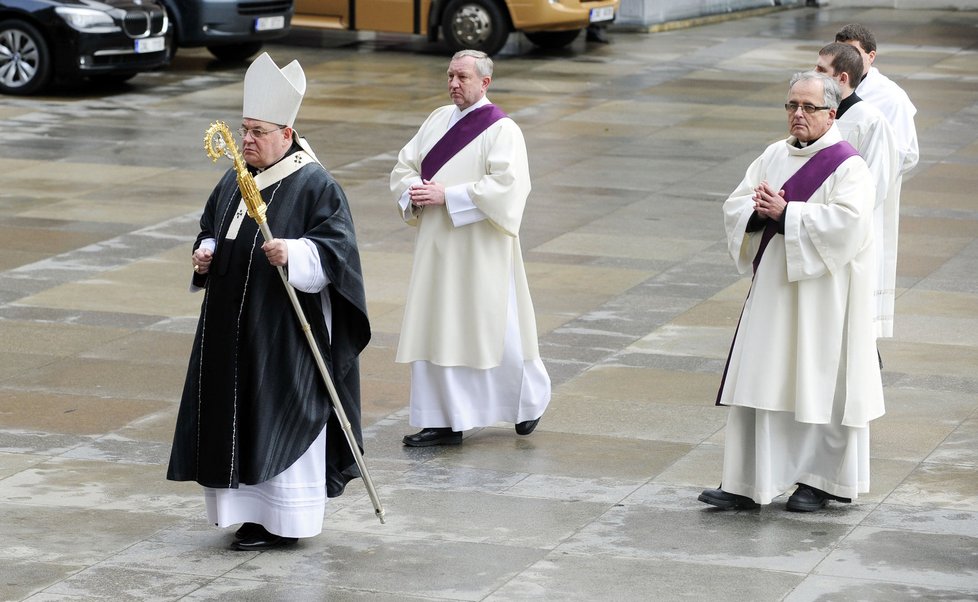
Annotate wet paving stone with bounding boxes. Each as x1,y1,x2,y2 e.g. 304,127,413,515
2,5,978,600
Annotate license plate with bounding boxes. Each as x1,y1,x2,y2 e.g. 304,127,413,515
589,6,614,22
255,16,286,31
134,37,165,54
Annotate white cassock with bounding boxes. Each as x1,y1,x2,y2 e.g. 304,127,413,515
836,98,901,338
195,237,331,538
392,96,551,431
855,67,919,338
718,124,885,504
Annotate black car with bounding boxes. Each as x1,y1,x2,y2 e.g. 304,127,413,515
161,0,293,62
0,0,171,94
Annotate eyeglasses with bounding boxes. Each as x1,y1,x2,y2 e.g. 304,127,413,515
784,102,831,114
238,125,286,139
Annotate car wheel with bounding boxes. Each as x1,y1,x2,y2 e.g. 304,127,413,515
441,0,509,56
163,20,178,63
524,29,580,50
207,42,263,62
0,19,53,95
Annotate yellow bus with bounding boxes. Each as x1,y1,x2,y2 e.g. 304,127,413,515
292,0,618,56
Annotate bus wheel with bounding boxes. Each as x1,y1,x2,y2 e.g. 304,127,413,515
441,0,509,56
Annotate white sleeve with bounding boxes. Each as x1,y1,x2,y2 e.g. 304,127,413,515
784,159,875,282
189,238,217,292
397,176,423,221
445,183,487,227
722,152,768,274
285,238,330,293
899,122,919,174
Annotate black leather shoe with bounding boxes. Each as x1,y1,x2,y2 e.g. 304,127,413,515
231,523,299,552
786,484,852,512
698,488,760,510
515,418,540,435
233,532,298,551
402,427,462,447
234,522,264,540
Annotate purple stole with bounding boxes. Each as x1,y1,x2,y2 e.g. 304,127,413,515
420,104,508,181
751,140,859,273
716,139,860,406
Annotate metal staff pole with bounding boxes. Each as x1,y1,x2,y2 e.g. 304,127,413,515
204,121,385,524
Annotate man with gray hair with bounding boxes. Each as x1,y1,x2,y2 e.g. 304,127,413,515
391,50,551,447
168,53,370,550
699,71,885,512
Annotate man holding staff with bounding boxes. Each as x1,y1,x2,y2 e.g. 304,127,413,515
167,53,371,550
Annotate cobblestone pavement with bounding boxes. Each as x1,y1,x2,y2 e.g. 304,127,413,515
1,5,977,601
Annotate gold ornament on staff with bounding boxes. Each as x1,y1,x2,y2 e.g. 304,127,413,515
204,121,266,223
202,120,386,524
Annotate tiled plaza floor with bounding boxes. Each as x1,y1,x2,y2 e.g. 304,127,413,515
1,5,977,600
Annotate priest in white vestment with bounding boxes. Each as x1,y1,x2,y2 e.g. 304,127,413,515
836,24,919,337
699,72,885,513
390,50,551,447
816,42,901,339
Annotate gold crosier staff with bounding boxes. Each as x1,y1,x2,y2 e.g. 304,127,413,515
204,120,386,524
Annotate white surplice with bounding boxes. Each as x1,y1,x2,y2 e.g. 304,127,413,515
837,98,901,338
721,327,870,504
856,66,919,174
406,269,551,431
854,68,919,338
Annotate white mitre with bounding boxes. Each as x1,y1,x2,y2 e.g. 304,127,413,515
242,52,306,127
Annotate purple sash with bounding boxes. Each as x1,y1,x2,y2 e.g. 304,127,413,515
716,140,859,406
751,140,859,273
420,104,508,181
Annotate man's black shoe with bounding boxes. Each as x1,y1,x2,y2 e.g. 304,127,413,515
233,533,298,551
402,427,462,447
698,488,760,510
231,524,297,551
234,522,264,540
786,484,852,512
515,418,540,435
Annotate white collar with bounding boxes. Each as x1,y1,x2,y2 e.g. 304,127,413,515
449,96,491,127
786,123,843,156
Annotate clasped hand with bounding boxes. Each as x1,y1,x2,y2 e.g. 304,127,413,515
409,179,446,207
753,180,787,221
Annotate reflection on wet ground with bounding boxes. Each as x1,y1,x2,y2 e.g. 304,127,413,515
2,5,977,600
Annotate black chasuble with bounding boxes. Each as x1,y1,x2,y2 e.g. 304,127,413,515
167,144,370,498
